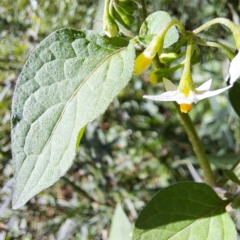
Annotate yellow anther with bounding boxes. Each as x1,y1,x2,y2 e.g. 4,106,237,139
180,103,192,113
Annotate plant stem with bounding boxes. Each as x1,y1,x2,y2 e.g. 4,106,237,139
195,39,235,60
150,33,215,186
139,0,147,22
146,19,186,56
62,177,104,204
159,19,186,37
193,17,240,49
193,18,238,34
104,0,110,12
175,37,214,183
175,103,216,187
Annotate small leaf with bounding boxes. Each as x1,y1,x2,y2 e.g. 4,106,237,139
223,169,240,185
11,29,135,209
133,182,236,240
75,126,86,151
229,81,240,118
232,195,240,209
139,11,179,48
109,203,132,240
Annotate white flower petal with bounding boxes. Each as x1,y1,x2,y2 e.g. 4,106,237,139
143,90,178,102
196,85,232,100
195,79,212,92
163,78,178,91
144,76,233,108
227,51,240,85
175,91,199,104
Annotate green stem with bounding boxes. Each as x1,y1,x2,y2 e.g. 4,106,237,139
195,39,235,60
193,18,240,49
146,19,186,56
150,34,215,187
181,35,193,75
165,63,185,72
159,19,186,37
62,177,104,204
175,103,216,187
104,0,111,17
139,0,147,22
193,18,238,34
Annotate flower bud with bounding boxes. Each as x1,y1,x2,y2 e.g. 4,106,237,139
149,69,163,84
159,53,178,64
134,52,155,75
103,15,118,38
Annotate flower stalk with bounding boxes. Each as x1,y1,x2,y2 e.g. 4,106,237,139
103,0,118,37
134,19,186,75
193,17,240,49
175,103,216,187
195,39,235,60
146,19,186,56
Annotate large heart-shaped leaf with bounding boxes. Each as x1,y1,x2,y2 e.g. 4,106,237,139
133,182,236,240
11,29,135,209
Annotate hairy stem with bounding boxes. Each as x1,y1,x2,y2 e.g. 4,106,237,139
193,17,238,34
195,39,235,60
158,19,186,37
146,19,186,56
193,18,240,49
139,0,147,22
175,103,216,187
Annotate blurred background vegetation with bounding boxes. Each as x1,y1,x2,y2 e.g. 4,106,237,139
0,0,240,239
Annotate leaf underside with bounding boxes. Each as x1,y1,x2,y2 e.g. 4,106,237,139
139,11,179,48
11,29,135,209
133,182,236,240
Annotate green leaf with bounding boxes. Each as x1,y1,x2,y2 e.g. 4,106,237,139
139,11,179,48
11,29,135,209
113,3,134,28
109,203,132,240
223,169,240,185
133,182,236,240
231,195,240,209
75,126,86,151
229,81,240,118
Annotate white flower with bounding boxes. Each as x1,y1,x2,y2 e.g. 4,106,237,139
226,51,240,85
144,78,232,113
